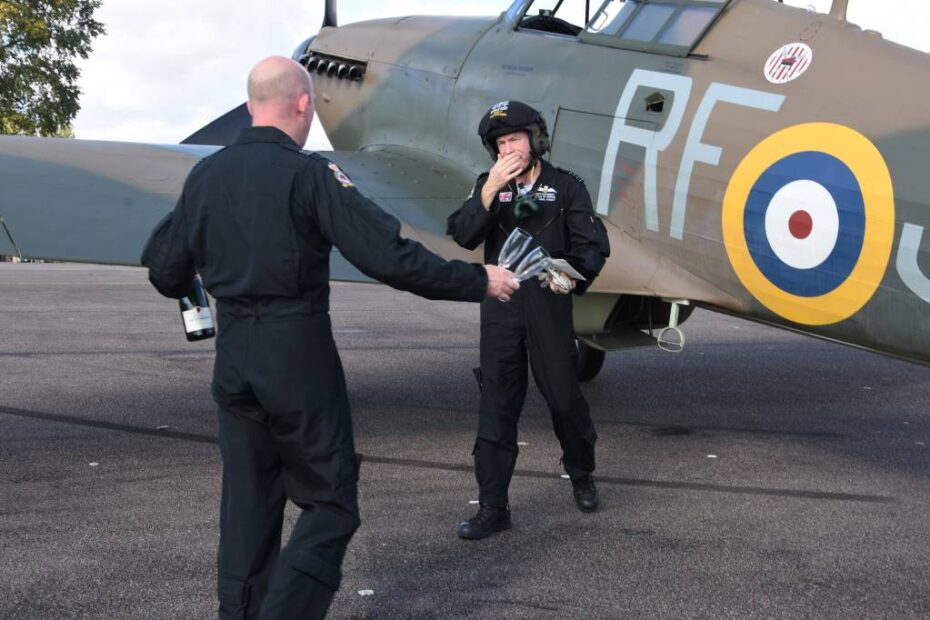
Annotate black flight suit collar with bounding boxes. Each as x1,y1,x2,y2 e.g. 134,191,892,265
236,126,300,147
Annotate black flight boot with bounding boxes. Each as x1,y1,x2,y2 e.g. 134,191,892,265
456,504,512,540
572,475,599,512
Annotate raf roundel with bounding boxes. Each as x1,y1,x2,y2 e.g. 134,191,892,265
722,123,895,326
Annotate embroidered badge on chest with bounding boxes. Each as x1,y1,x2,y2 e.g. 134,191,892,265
535,185,557,202
499,191,513,203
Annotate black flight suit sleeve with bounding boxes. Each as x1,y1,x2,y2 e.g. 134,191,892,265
305,161,488,302
562,178,611,295
445,174,498,251
140,192,195,299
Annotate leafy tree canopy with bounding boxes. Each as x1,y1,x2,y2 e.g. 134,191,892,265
0,0,105,136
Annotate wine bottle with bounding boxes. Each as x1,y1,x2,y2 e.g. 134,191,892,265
179,274,215,342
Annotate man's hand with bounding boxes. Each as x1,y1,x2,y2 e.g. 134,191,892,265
539,270,576,295
480,152,524,209
484,265,519,301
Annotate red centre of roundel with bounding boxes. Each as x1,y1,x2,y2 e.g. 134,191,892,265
788,210,813,240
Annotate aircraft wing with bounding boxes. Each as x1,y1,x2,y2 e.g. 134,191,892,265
0,136,215,265
325,146,482,279
0,136,480,278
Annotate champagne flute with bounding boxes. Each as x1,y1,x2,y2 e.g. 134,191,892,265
495,228,532,302
514,246,551,282
498,227,532,269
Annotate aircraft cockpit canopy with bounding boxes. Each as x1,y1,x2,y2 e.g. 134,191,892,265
509,0,731,57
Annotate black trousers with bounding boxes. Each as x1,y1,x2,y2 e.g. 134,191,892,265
475,284,597,508
212,302,360,620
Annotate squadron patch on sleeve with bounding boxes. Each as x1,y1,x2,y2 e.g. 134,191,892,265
328,162,355,188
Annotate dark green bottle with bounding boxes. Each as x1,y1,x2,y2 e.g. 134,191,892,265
178,274,215,342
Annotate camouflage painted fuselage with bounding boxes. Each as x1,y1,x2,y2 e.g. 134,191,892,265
308,0,930,364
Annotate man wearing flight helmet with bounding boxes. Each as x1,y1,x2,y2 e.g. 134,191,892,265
447,100,611,539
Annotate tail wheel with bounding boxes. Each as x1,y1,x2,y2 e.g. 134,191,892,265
576,340,605,382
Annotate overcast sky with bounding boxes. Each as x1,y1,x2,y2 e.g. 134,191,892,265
71,1,929,150
71,1,503,149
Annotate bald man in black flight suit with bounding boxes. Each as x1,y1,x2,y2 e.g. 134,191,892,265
142,56,518,620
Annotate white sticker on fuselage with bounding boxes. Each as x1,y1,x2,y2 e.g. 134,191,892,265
765,43,813,84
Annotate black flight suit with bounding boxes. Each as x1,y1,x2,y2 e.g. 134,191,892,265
446,159,610,509
142,126,487,620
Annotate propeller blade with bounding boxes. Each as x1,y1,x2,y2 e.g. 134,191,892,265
324,0,337,28
829,0,849,20
181,103,251,146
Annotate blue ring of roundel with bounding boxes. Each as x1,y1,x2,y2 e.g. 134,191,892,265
743,151,865,298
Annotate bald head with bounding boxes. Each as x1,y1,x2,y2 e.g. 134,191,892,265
248,56,312,106
246,56,315,145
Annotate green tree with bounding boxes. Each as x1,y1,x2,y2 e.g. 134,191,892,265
0,0,104,136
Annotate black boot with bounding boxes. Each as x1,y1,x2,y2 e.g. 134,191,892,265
571,475,599,512
457,504,512,540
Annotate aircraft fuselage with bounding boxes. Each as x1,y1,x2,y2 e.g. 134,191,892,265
309,0,930,364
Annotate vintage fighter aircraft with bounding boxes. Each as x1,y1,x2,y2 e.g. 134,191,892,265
1,0,928,381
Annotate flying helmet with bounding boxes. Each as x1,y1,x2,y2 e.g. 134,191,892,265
477,100,550,160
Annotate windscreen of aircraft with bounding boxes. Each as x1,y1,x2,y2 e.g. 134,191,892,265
514,0,590,34
517,0,729,54
584,0,725,46
522,1,930,54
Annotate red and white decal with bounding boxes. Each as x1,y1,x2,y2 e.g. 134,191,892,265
499,191,513,203
763,179,838,270
764,43,813,84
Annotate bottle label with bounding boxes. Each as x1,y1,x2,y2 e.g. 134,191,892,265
182,307,214,333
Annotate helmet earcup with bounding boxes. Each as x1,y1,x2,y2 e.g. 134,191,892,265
534,112,550,157
482,137,498,160
530,125,550,158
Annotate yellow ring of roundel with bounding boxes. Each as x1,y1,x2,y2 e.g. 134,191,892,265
721,123,894,326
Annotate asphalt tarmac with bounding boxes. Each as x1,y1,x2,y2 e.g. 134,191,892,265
1,263,929,619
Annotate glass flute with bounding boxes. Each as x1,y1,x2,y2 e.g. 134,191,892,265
514,246,551,282
498,227,532,269
496,228,532,301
